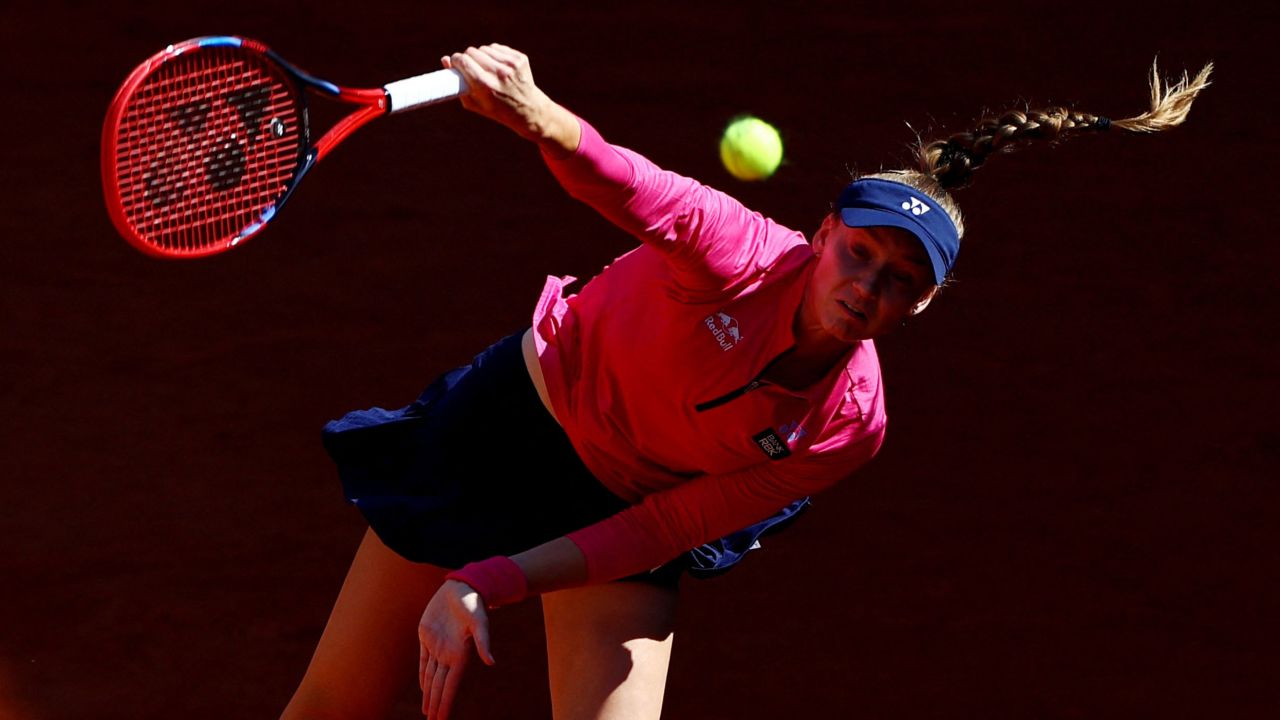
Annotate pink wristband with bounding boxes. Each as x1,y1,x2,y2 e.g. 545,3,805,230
445,557,529,609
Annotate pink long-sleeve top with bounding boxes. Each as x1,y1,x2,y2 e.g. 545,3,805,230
532,118,887,583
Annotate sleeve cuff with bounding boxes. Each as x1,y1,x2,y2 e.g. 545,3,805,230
445,556,529,609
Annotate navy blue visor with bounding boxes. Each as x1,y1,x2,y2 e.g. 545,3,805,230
837,178,960,285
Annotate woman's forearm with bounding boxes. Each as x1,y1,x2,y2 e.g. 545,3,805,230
510,535,589,595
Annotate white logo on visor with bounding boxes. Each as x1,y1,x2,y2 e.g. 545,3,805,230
901,197,930,216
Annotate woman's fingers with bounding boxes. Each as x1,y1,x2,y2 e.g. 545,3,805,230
448,51,486,86
461,46,531,96
445,52,491,113
443,43,528,88
459,46,512,80
471,619,496,666
419,652,446,718
485,42,523,57
422,650,470,719
437,662,464,720
469,44,523,71
462,46,502,80
479,43,526,73
427,661,449,718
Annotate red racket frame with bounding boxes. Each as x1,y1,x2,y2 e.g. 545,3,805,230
101,36,392,259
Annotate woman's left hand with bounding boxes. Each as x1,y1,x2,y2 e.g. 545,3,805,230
419,579,497,719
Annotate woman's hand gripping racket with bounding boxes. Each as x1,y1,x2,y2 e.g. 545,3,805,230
101,36,467,259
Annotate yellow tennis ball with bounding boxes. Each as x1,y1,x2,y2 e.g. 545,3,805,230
720,116,783,181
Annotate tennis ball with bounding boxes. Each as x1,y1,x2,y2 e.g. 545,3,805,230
719,116,783,181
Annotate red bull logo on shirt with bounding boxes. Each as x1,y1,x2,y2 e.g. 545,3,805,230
704,311,741,351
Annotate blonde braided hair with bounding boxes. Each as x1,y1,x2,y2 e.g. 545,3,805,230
920,59,1213,191
848,59,1214,266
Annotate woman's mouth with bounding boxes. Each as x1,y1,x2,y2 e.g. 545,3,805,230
838,300,867,321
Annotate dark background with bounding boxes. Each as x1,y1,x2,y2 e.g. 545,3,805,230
2,1,1275,717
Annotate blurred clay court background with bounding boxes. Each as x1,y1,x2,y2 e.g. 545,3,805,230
2,1,1276,717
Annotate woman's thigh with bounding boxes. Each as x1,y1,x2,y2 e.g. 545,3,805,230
281,528,448,720
541,581,679,720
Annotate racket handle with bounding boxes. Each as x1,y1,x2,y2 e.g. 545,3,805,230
384,68,467,113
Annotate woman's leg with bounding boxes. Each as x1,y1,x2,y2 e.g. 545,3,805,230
542,581,679,720
282,528,448,720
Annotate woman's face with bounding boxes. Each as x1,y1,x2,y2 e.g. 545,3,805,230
805,215,938,344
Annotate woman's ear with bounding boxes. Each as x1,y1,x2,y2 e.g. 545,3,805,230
909,286,939,316
812,214,838,256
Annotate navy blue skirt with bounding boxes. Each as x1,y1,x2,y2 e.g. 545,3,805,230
322,328,810,587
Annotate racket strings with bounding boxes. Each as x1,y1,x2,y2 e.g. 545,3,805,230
113,47,304,254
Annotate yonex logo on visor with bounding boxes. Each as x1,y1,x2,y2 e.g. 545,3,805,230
836,179,961,286
902,197,930,215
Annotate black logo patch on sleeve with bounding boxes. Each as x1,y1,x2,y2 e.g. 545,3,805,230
752,428,792,460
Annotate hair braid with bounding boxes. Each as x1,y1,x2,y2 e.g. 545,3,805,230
839,59,1211,285
917,59,1213,189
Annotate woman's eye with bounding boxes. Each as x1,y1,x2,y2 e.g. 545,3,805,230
851,244,870,259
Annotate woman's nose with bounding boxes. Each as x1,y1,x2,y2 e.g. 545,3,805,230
848,268,878,299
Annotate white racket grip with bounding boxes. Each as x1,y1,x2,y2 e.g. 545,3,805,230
384,69,468,113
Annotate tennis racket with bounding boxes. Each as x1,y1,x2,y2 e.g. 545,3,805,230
101,36,466,259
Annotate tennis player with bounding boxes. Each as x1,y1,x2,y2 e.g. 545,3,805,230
281,44,1210,720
